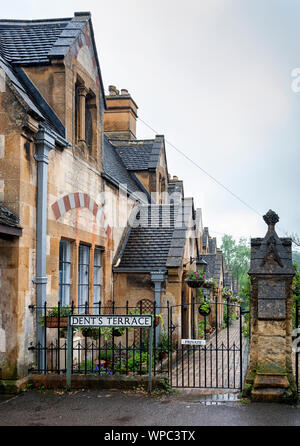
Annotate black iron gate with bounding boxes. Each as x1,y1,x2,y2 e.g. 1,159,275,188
168,300,247,390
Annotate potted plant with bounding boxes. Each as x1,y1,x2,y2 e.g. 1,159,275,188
198,300,211,317
185,270,205,288
203,278,217,289
40,305,72,328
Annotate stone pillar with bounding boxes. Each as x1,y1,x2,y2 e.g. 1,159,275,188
78,86,88,144
245,210,297,402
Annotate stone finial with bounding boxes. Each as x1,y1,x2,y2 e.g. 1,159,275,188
263,210,279,230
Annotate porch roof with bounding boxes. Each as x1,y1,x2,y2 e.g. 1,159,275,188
0,204,22,237
110,139,162,172
114,202,194,273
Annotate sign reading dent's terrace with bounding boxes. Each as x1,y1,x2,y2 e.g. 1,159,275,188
69,314,152,328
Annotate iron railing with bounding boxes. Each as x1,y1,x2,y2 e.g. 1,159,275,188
29,300,170,377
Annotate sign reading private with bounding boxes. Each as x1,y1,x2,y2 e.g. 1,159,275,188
69,314,152,328
181,339,206,346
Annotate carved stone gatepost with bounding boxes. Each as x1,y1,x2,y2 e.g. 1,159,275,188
245,210,297,402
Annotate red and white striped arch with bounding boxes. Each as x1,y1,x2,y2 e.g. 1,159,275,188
51,192,111,236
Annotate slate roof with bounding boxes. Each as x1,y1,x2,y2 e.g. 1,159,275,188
102,135,149,198
114,203,193,272
0,14,100,141
0,204,20,227
202,251,224,284
0,15,99,66
0,19,71,64
111,140,162,171
0,203,22,237
0,55,43,119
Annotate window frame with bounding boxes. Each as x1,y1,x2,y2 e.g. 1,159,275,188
58,239,72,307
93,247,103,314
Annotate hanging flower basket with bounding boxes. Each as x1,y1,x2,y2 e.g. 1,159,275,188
185,270,205,288
202,279,217,290
81,327,99,339
186,278,205,288
222,289,232,300
45,316,68,328
198,303,211,317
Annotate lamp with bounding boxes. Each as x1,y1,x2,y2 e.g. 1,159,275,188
196,256,208,276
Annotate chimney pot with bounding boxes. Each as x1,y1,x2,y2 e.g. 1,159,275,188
108,85,119,96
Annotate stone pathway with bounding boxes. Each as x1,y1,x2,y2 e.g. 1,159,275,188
171,319,248,391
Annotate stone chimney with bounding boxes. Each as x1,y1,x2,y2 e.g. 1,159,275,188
104,86,138,140
168,175,184,203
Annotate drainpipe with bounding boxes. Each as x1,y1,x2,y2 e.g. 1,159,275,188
33,127,55,371
150,271,165,346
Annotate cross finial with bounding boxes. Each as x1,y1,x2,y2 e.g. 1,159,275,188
263,210,279,230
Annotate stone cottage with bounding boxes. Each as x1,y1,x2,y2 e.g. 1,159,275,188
0,11,227,390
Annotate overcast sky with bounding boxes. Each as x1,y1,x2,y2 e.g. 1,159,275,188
3,0,300,246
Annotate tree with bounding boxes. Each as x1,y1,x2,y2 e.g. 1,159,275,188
290,233,300,248
221,235,250,288
293,251,300,269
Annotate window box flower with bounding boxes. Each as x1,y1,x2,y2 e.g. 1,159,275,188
40,305,72,328
45,317,68,328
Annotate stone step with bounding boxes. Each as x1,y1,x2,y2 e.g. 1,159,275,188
251,387,286,402
253,374,289,389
